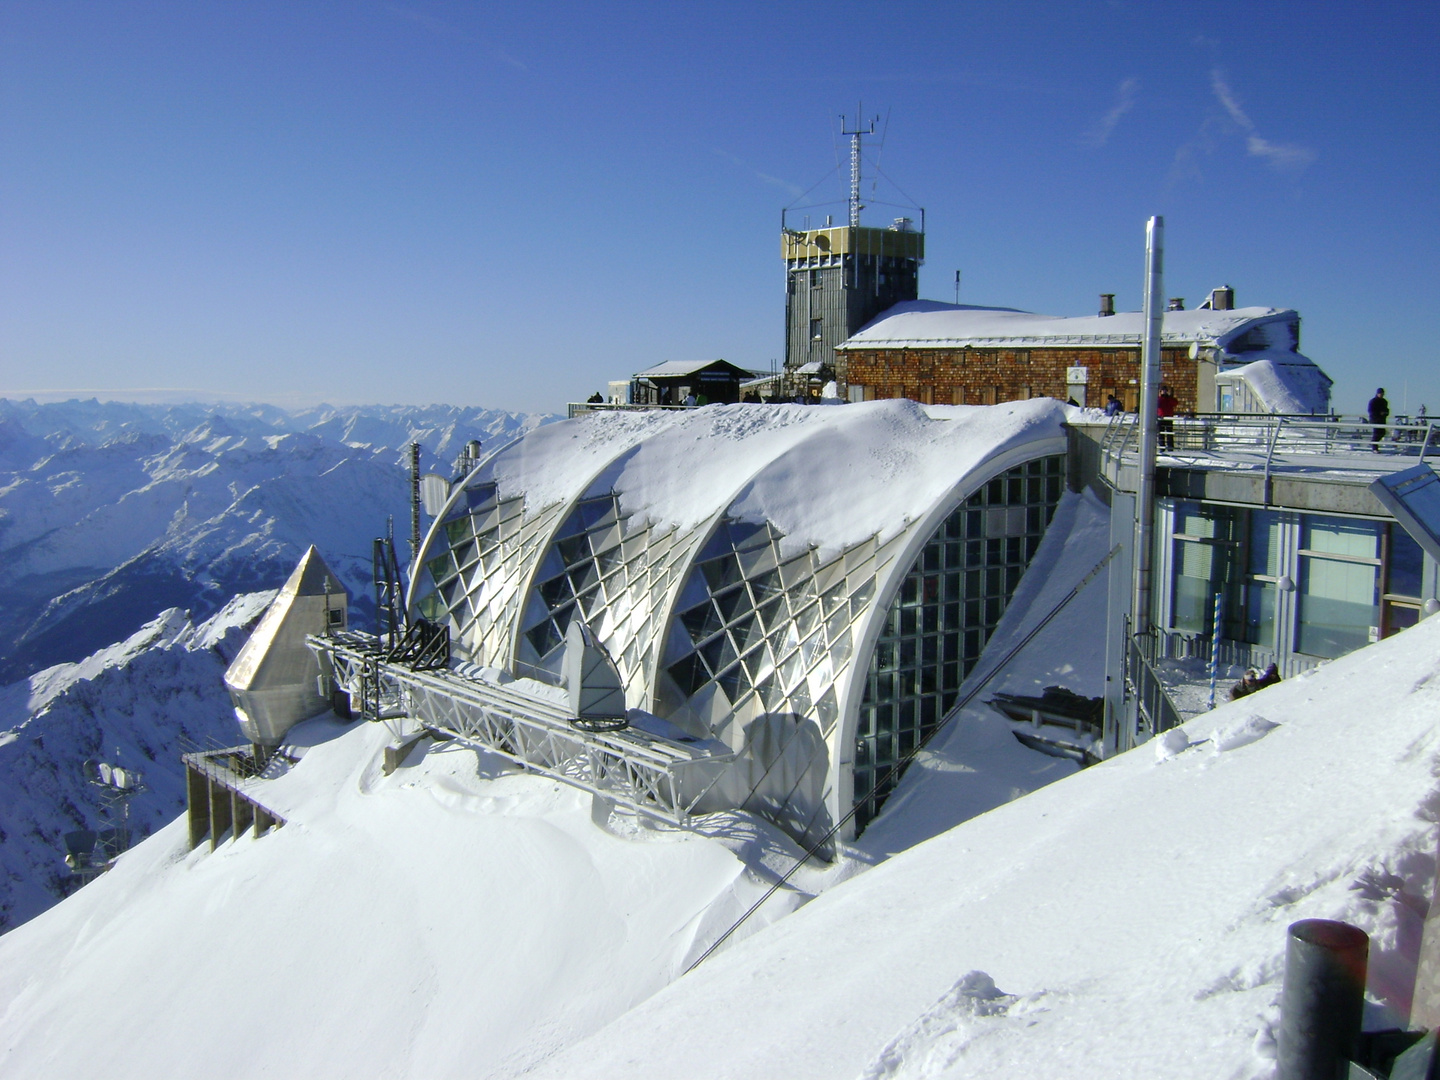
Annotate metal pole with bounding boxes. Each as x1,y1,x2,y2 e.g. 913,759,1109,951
1207,590,1223,709
1278,919,1368,1080
1132,216,1165,637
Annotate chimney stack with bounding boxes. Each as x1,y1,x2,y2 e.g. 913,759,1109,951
1167,297,1185,311
1099,293,1115,317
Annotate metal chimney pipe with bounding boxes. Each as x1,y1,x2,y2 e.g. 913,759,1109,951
1133,216,1164,639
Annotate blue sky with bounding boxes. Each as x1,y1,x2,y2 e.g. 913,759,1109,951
1,0,1436,416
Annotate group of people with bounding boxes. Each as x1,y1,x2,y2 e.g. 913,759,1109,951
1229,663,1282,700
1102,386,1179,450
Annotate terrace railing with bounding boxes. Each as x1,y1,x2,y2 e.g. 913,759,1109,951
1098,412,1440,491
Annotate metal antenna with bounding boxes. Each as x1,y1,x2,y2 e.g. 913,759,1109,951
409,443,421,564
840,107,878,228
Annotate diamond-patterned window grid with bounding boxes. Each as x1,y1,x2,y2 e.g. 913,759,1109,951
852,454,1066,832
659,520,901,759
411,480,563,668
516,492,701,700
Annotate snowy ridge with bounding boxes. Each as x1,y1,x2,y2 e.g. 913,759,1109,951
0,594,273,932
0,399,556,681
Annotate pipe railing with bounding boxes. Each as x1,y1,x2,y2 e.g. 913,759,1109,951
1098,413,1440,477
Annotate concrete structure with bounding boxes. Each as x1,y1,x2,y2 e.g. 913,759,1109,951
783,223,924,385
224,545,348,750
1072,413,1440,752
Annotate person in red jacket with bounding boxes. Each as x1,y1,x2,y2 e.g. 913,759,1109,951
1157,386,1179,450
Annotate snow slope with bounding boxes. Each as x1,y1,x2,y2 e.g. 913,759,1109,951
0,594,273,932
0,718,784,1079
0,399,555,681
528,616,1440,1080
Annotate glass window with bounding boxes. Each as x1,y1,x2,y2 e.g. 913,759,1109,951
853,455,1065,832
1168,502,1241,636
1302,517,1379,560
1296,555,1378,658
1387,527,1424,600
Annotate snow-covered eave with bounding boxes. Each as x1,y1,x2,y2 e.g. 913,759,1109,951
1215,350,1334,415
837,332,1218,350
837,303,1297,352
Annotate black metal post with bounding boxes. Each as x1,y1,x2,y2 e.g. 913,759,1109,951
1278,918,1369,1080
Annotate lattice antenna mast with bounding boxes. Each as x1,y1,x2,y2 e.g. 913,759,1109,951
840,108,878,228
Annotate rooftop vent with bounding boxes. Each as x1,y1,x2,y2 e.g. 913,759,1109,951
1168,297,1185,311
1099,293,1115,317
890,217,914,232
1202,285,1235,311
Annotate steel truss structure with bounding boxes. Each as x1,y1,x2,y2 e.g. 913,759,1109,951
310,634,737,826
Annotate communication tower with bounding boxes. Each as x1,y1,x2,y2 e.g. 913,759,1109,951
782,110,924,387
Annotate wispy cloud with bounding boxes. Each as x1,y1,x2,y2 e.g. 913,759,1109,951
1209,69,1253,129
712,147,804,198
1171,68,1316,180
1246,135,1317,170
1085,77,1138,146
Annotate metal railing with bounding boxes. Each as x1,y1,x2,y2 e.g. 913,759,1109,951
1135,626,1323,681
566,402,693,418
309,635,740,828
1098,413,1440,486
1125,629,1184,738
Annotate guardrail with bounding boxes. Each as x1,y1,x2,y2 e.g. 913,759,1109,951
1125,630,1184,738
1098,413,1440,481
1135,626,1322,681
566,402,693,418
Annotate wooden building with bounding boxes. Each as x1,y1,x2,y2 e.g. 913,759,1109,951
833,291,1332,415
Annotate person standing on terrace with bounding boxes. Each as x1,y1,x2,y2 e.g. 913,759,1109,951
1369,388,1390,450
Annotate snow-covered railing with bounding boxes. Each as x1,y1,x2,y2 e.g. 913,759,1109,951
309,636,738,828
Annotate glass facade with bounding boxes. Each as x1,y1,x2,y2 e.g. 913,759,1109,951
1162,502,1430,663
1171,503,1243,638
852,455,1066,831
414,482,566,668
517,491,703,695
659,518,901,750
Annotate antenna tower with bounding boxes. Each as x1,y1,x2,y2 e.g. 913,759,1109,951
840,108,878,228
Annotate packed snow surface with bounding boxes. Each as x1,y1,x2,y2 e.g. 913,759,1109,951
0,719,779,1078
531,616,1440,1080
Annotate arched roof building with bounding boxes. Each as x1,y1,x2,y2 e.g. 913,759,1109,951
407,399,1070,846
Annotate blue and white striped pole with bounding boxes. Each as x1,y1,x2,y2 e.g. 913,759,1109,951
1207,591,1224,709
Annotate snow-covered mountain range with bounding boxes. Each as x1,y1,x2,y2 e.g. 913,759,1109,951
0,399,555,683
0,594,273,932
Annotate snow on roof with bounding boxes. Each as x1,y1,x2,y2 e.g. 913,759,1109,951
480,399,1071,560
838,298,1297,352
632,359,755,379
531,615,1440,1080
1216,350,1334,415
